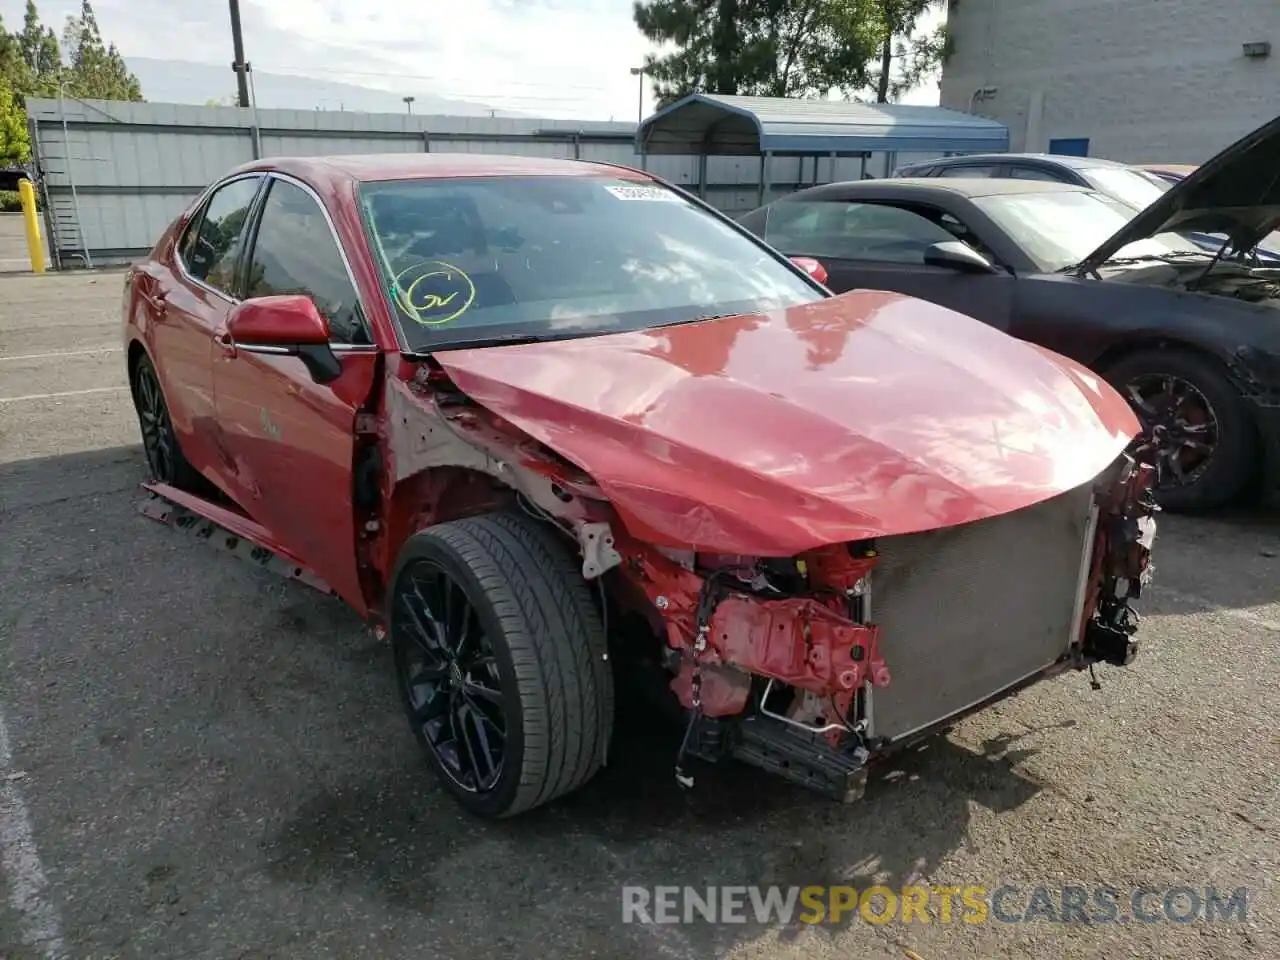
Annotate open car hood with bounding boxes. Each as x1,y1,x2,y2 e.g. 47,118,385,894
431,292,1140,556
1078,113,1280,272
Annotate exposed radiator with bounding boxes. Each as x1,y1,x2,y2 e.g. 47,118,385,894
867,482,1097,743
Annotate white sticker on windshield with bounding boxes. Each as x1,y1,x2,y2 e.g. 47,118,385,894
605,185,684,202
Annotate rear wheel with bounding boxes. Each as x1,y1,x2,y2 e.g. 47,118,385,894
388,511,614,818
1104,347,1255,511
130,353,201,490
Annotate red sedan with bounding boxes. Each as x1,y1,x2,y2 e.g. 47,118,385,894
123,154,1157,817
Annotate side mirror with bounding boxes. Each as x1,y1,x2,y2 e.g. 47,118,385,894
224,295,341,384
923,241,998,274
790,256,829,285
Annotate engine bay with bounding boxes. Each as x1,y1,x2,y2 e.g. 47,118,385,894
1107,257,1280,304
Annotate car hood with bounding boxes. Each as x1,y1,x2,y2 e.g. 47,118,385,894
432,292,1140,555
1079,114,1280,271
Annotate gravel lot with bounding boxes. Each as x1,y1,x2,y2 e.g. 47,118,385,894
0,237,1277,958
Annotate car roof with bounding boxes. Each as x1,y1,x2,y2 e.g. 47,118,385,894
230,153,648,190
902,152,1133,171
798,177,1090,200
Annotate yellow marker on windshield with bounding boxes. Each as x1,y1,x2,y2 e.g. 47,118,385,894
394,260,476,325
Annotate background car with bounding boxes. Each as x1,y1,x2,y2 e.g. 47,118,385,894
123,153,1156,818
894,152,1280,259
893,152,1170,211
738,120,1280,512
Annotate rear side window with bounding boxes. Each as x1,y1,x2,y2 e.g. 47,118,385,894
244,179,368,344
180,176,261,294
936,164,1001,178
764,200,956,262
1005,165,1069,183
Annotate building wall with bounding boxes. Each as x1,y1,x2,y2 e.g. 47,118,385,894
939,0,1280,162
26,98,901,268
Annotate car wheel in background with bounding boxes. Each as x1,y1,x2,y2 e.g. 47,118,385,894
1104,347,1256,511
388,511,614,818
130,353,202,490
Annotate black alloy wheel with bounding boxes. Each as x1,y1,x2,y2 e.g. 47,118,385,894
394,558,507,794
1124,373,1219,490
1106,347,1255,511
388,512,613,818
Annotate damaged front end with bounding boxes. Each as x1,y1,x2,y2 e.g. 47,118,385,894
378,361,1157,804
610,451,1159,802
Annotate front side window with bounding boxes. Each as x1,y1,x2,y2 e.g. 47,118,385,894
972,190,1201,272
180,176,261,294
763,200,957,263
244,179,368,344
357,175,822,350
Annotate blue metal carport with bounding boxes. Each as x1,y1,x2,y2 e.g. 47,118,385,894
636,94,1009,204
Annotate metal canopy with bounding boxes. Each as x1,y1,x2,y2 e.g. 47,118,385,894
637,93,1009,156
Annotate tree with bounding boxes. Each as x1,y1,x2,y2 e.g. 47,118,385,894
633,0,884,106
19,1,61,96
61,0,142,101
866,0,952,103
0,81,30,166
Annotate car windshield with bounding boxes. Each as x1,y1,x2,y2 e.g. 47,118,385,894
971,190,1202,272
1081,166,1169,210
356,175,822,350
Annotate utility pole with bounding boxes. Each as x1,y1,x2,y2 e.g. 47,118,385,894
228,0,251,108
629,66,646,123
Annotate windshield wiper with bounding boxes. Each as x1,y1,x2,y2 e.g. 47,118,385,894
418,332,570,352
1059,251,1211,274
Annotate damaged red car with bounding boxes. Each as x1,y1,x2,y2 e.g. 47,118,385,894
123,154,1158,817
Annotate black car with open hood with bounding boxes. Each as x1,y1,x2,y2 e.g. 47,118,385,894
736,113,1280,512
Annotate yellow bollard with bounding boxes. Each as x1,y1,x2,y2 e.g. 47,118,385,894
18,178,45,274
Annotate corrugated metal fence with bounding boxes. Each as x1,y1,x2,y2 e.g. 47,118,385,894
26,95,901,269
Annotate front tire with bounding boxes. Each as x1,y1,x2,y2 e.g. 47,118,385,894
1104,347,1256,511
388,511,614,818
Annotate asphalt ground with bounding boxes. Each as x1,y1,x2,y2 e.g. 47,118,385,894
0,227,1277,959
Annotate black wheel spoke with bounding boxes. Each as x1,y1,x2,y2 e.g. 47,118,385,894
399,592,447,665
465,704,501,787
411,681,450,727
462,678,502,704
393,558,508,795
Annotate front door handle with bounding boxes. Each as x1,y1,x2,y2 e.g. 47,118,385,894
140,288,168,312
213,331,237,357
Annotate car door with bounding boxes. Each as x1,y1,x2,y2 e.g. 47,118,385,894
761,198,1017,331
138,174,265,479
210,174,379,612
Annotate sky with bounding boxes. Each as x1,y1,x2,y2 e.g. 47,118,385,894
1,0,945,120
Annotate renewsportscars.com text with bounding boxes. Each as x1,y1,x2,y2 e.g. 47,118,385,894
621,884,1249,926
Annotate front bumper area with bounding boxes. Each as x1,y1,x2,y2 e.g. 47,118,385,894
626,453,1158,802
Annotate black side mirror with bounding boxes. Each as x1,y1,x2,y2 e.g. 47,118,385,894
923,240,998,274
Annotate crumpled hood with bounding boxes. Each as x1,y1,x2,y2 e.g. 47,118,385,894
433,291,1140,555
1080,113,1280,269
